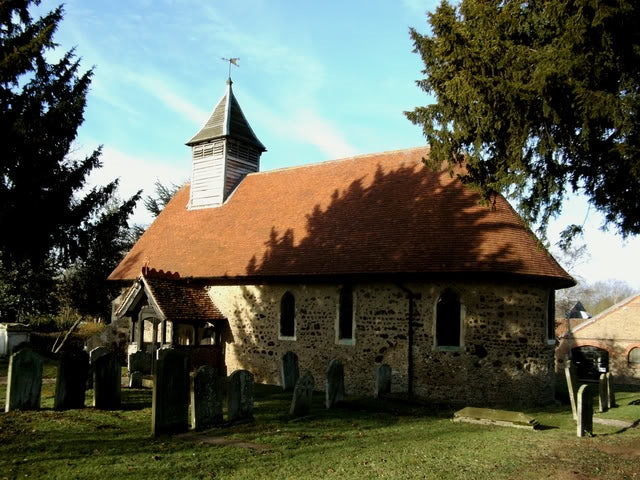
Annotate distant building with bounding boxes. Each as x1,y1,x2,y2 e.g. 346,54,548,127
109,79,575,406
556,294,640,384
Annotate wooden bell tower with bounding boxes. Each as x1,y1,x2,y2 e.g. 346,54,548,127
186,78,266,209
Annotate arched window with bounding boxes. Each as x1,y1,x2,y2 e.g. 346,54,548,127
629,347,640,365
338,285,354,341
280,291,295,339
435,289,461,348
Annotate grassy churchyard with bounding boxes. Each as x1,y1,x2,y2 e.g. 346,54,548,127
1,357,639,480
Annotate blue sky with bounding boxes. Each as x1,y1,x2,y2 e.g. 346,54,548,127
39,0,639,291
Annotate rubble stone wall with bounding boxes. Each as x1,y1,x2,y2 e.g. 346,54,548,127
208,280,555,406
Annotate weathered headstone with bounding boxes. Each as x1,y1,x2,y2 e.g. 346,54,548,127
577,384,593,437
375,364,392,398
281,351,300,392
606,372,616,407
598,373,609,413
5,346,43,412
93,351,121,410
87,346,110,389
129,370,143,388
128,350,151,375
227,369,254,422
54,348,89,410
191,365,224,430
290,371,314,417
325,359,345,409
565,361,579,420
151,349,190,436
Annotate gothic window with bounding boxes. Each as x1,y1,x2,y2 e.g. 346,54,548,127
280,291,296,339
435,289,461,348
338,285,354,342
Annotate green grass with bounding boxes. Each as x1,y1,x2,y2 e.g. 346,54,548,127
1,360,639,480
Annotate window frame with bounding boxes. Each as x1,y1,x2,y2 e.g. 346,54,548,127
546,289,556,344
629,347,640,365
279,291,296,341
336,284,356,345
433,289,464,351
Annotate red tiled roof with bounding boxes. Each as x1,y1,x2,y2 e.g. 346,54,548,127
109,147,574,287
143,273,225,322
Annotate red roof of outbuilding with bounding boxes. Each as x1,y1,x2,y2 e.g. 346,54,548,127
109,147,574,287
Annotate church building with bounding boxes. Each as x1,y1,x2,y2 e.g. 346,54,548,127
109,79,575,407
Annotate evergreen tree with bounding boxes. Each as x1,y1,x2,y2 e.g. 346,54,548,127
143,179,181,219
407,0,640,240
0,0,140,321
57,194,140,322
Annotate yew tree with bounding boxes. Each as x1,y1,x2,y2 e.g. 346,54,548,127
0,0,140,321
407,0,640,242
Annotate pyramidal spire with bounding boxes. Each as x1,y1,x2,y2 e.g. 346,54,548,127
186,79,266,209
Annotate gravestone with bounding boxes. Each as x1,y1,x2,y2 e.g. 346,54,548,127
93,351,121,410
87,346,110,389
565,361,579,420
577,384,593,437
129,371,143,388
227,369,254,422
598,373,609,413
191,365,224,430
128,350,151,375
54,348,89,410
281,351,300,392
152,349,190,436
5,346,43,412
325,359,345,409
606,372,616,407
290,371,314,417
375,364,392,398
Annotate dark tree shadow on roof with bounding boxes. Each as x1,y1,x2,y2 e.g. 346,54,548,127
246,162,530,279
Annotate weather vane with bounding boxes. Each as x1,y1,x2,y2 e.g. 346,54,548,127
221,57,239,80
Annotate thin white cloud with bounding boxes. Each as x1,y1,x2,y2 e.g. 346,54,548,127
292,109,359,159
124,72,209,126
83,145,189,226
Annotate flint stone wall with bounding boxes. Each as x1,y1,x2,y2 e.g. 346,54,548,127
208,281,555,406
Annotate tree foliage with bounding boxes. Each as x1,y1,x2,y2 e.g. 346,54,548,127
0,0,140,321
407,0,640,240
556,278,636,317
143,179,181,218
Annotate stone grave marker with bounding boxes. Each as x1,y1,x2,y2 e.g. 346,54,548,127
152,349,190,436
325,359,345,409
598,373,609,413
565,361,579,420
577,384,593,437
128,350,151,375
93,351,121,410
606,372,616,407
5,346,43,412
375,363,392,398
129,371,143,388
281,351,299,392
54,348,89,410
227,369,254,422
87,346,110,389
191,365,224,430
290,371,314,417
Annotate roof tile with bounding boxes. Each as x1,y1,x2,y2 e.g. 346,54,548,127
109,147,574,287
